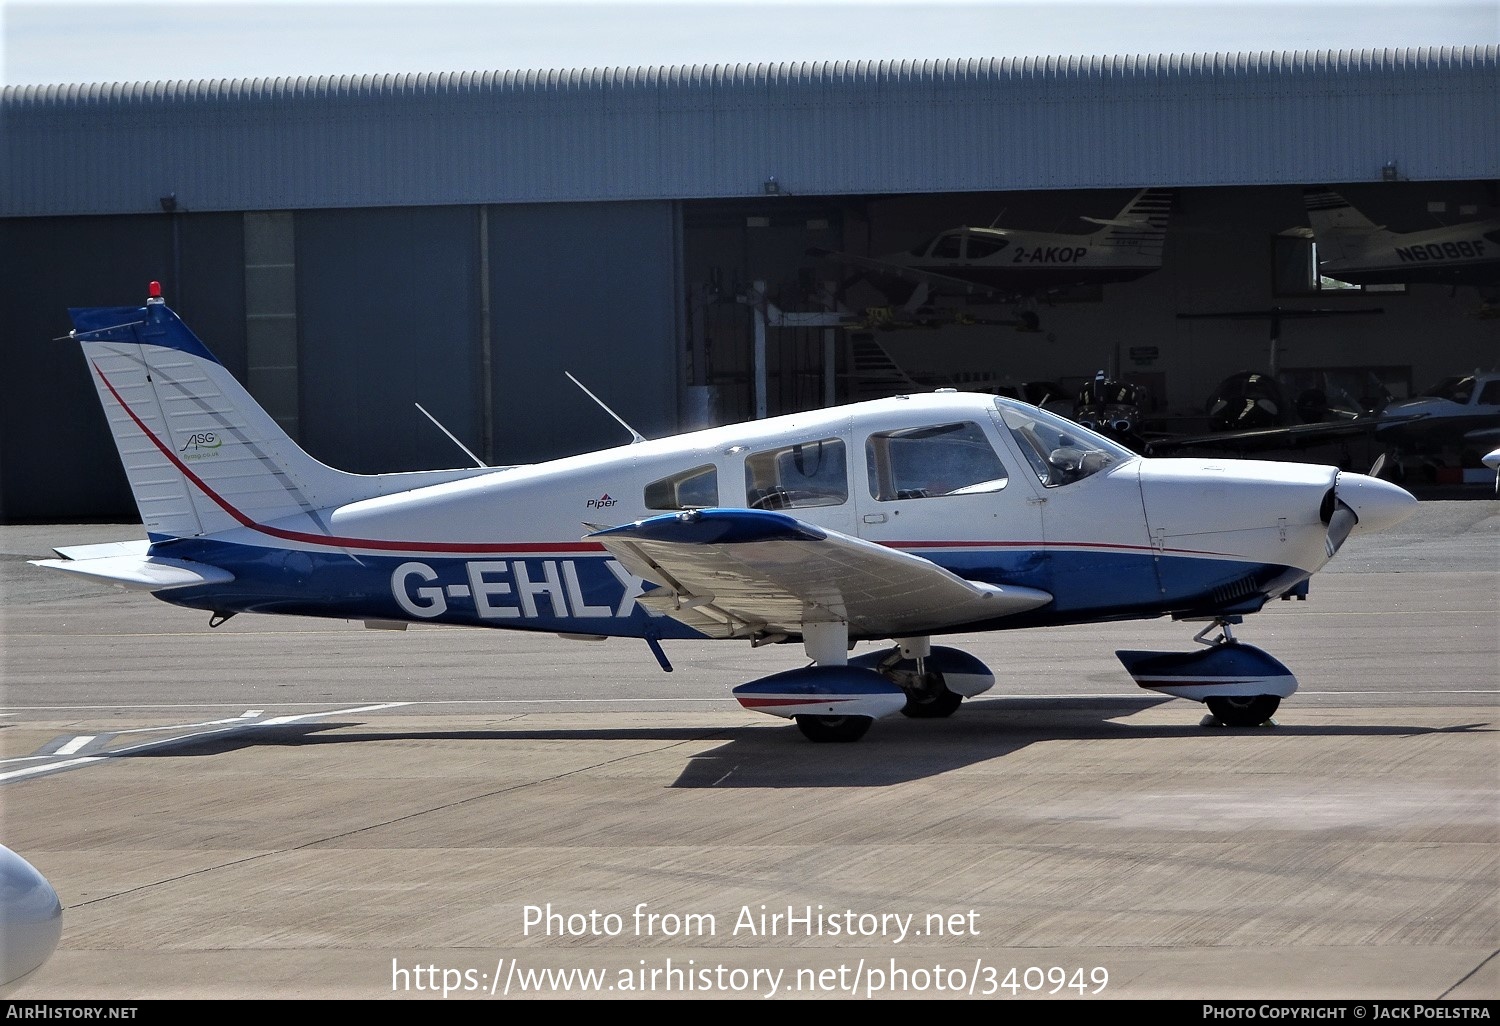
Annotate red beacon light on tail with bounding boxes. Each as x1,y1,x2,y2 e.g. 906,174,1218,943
146,281,164,305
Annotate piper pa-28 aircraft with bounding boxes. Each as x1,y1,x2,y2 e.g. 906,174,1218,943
810,188,1173,310
36,285,1420,741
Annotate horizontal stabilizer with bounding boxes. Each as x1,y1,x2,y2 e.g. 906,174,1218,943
50,539,150,561
30,553,234,592
1080,216,1148,228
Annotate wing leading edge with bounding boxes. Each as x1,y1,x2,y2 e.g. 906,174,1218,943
588,508,1052,640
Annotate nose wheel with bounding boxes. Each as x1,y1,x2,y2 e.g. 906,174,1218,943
794,715,873,742
900,681,963,719
1205,694,1281,727
1120,616,1296,728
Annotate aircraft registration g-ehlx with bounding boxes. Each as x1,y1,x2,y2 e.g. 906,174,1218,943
36,285,1420,741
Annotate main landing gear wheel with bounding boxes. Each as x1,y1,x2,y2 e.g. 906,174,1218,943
794,715,874,743
1206,694,1281,728
900,682,963,719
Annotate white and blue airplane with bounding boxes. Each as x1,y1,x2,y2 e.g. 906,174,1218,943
35,284,1420,741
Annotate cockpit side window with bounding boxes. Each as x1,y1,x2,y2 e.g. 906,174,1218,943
993,399,1131,488
965,235,1008,260
865,422,1008,501
930,233,964,259
645,464,719,510
744,438,848,510
1422,376,1473,403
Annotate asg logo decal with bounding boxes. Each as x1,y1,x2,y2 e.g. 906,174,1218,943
586,493,618,509
178,431,222,460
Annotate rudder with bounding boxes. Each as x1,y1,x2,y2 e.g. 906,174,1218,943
68,289,360,540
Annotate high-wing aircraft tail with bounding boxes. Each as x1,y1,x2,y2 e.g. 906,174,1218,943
1303,186,1500,290
49,285,492,581
1303,187,1388,268
1303,186,1384,236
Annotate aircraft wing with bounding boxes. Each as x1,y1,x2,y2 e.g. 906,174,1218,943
806,248,1014,299
1146,412,1427,455
588,508,1052,640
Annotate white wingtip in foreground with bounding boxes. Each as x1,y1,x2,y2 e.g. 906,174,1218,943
0,845,62,995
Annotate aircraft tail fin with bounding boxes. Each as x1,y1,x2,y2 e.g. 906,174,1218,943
1086,188,1173,254
66,285,491,542
67,289,366,539
1304,186,1384,234
1303,186,1389,265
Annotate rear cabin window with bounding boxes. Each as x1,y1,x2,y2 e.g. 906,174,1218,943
744,438,848,509
865,422,1008,501
644,464,719,510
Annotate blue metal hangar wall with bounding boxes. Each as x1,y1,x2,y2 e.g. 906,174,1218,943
2,47,1497,520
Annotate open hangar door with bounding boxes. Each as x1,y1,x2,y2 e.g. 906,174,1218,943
681,187,1192,427
683,184,1498,453
682,199,849,424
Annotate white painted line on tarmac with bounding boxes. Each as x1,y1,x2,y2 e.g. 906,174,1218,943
259,702,409,725
0,702,412,783
1,757,107,783
54,735,95,756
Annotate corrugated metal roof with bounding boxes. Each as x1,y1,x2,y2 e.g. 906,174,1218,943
4,47,1496,216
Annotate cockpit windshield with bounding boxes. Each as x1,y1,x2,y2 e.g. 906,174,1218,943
1418,376,1475,403
992,398,1134,487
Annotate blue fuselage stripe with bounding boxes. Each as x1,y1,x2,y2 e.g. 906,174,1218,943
152,538,1294,637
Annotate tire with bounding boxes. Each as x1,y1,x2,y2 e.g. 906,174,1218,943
900,683,963,719
794,715,874,742
1206,694,1281,727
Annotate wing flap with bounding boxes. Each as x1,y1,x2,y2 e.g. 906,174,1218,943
590,509,1051,639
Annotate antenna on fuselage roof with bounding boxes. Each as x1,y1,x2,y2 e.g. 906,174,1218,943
566,371,647,444
414,403,488,468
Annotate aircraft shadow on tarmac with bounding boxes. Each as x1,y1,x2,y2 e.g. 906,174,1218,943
40,697,1492,790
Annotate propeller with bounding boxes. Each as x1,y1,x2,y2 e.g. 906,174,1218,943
1322,478,1360,558
1483,447,1500,495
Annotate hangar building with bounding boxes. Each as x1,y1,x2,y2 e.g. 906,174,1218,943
2,46,1496,520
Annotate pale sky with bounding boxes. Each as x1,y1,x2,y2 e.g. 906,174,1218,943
4,0,1497,88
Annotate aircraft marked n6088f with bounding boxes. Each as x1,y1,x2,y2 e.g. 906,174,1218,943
1303,186,1500,289
34,284,1419,741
